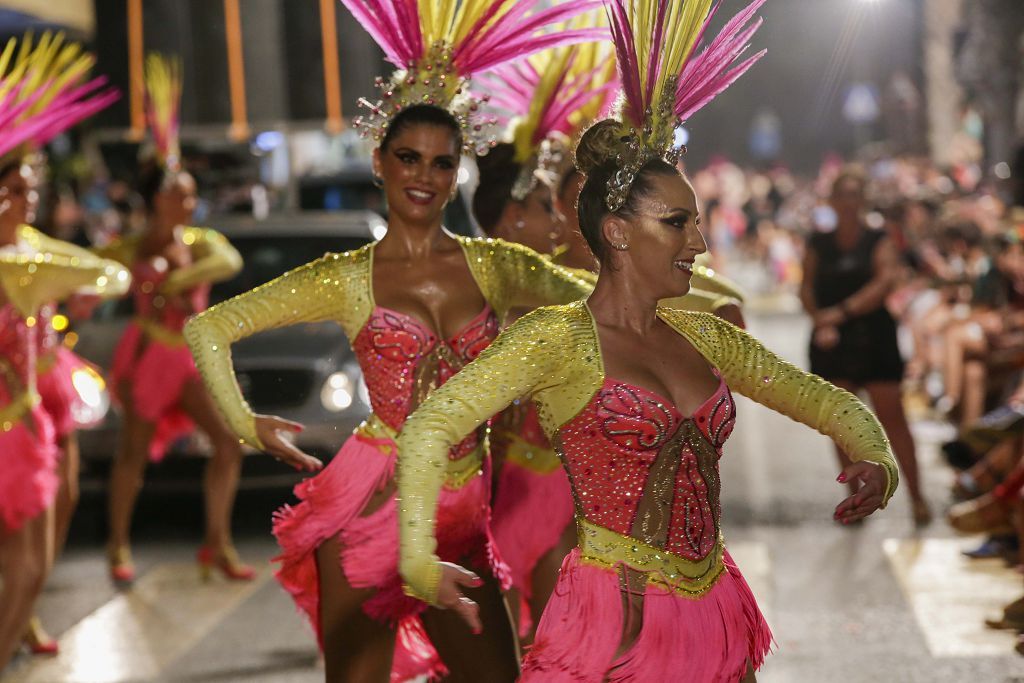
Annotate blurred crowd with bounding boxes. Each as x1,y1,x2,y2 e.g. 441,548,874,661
688,147,1024,655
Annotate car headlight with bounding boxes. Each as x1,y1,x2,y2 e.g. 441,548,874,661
320,371,354,412
70,365,110,426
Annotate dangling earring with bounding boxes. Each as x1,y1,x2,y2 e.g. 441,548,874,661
372,175,384,189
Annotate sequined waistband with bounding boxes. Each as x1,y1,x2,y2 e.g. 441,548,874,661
135,317,186,347
498,430,561,475
36,347,61,374
0,390,40,432
355,413,484,489
576,517,725,598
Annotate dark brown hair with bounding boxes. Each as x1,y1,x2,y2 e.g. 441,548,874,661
380,104,463,153
471,142,519,234
574,119,678,264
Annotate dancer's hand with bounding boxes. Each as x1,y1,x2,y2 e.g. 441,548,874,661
833,461,888,524
254,415,322,472
436,562,484,634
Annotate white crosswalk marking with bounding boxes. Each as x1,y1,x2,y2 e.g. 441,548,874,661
884,537,1022,657
5,564,270,683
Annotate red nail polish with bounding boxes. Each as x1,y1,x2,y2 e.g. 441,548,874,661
837,473,847,483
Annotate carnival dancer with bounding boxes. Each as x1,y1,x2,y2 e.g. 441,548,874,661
185,1,604,679
0,38,127,666
473,29,749,641
1,34,122,655
105,54,248,585
396,1,899,680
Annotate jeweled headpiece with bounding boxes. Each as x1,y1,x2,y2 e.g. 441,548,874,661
0,32,119,165
480,15,618,200
144,53,183,172
593,0,767,210
340,0,604,156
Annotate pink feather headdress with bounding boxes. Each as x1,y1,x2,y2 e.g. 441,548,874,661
479,15,618,199
596,0,767,210
340,0,605,156
0,32,119,165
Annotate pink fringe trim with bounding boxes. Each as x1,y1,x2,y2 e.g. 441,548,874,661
492,460,573,637
522,549,773,682
37,347,102,438
273,432,507,681
493,461,574,596
0,404,57,533
109,322,198,462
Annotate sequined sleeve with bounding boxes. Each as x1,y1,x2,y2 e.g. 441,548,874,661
17,227,132,299
397,306,573,604
0,251,131,318
460,237,593,317
660,288,740,315
184,248,373,448
663,309,898,504
691,263,745,303
161,228,243,295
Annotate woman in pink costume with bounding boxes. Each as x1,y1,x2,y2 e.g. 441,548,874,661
396,2,898,681
472,39,748,641
185,1,602,678
0,34,122,665
105,54,249,585
0,69,127,670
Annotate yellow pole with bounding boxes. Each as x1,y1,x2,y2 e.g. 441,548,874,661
127,0,144,140
319,0,344,134
223,0,250,141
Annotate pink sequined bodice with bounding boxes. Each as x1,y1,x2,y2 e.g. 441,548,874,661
353,305,499,458
132,259,209,331
0,302,36,399
558,375,736,560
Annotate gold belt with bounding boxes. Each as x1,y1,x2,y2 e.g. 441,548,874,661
36,350,58,374
0,391,40,432
576,517,725,598
135,317,186,347
500,431,562,475
355,413,484,489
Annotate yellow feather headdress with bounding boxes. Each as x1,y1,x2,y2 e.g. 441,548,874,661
480,14,618,199
594,0,767,210
0,32,119,165
340,0,604,156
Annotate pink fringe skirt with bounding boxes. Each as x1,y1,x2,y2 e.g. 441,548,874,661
0,397,58,533
38,347,104,439
522,548,772,682
110,322,198,462
491,457,574,633
272,427,507,681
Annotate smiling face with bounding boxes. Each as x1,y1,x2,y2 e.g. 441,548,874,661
373,123,460,228
605,171,708,299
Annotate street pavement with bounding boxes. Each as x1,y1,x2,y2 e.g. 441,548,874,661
3,310,1023,682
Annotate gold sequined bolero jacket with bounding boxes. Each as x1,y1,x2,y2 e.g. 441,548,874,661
396,301,899,604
